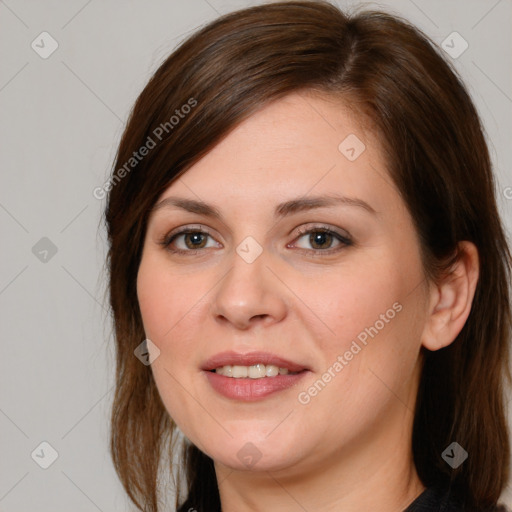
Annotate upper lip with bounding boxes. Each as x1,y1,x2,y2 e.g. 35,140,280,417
201,351,309,373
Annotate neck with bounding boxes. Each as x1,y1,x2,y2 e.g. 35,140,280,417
214,402,425,511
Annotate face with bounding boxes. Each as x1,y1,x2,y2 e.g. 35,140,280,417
137,92,430,475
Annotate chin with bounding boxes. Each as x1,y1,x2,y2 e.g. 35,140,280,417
214,450,299,473
199,434,306,473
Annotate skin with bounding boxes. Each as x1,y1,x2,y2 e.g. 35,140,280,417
136,91,479,511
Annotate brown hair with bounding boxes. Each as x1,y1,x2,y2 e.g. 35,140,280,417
103,1,511,510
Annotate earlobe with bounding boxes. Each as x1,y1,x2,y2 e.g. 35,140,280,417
421,241,479,352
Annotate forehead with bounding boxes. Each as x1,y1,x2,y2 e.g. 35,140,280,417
154,92,395,215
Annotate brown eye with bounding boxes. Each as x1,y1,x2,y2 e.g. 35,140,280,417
293,226,352,253
183,232,208,249
161,228,219,254
308,231,335,250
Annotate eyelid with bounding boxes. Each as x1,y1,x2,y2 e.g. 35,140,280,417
159,223,353,254
288,224,353,255
292,223,352,243
158,224,220,248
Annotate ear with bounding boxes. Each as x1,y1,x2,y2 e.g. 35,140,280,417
421,241,479,351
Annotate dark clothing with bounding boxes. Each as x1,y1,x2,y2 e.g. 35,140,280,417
403,485,510,511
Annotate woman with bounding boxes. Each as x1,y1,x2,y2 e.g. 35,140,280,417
104,1,511,510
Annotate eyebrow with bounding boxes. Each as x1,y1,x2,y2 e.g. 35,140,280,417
151,194,376,219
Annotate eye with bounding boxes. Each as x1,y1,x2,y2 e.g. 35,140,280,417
160,227,220,254
159,224,352,256
291,225,352,254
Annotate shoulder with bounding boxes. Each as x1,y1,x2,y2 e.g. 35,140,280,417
404,485,510,512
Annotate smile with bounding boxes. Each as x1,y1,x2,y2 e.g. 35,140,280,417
212,364,299,378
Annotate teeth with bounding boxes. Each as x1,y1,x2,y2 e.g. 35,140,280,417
214,364,299,378
266,365,279,377
232,365,247,378
248,364,265,378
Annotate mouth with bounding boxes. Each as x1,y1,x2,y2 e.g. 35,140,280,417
209,364,302,378
201,351,310,400
202,350,309,374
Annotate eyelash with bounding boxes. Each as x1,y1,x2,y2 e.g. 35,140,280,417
158,224,353,257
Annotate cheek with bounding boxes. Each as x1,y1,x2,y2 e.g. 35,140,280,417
136,262,170,340
137,255,209,440
315,265,424,398
296,261,405,352
296,251,424,390
136,254,206,341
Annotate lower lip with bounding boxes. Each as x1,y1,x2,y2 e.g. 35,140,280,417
204,370,309,401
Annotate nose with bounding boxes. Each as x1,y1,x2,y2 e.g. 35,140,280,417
209,246,288,330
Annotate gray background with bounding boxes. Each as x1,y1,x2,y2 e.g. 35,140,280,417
0,0,511,510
